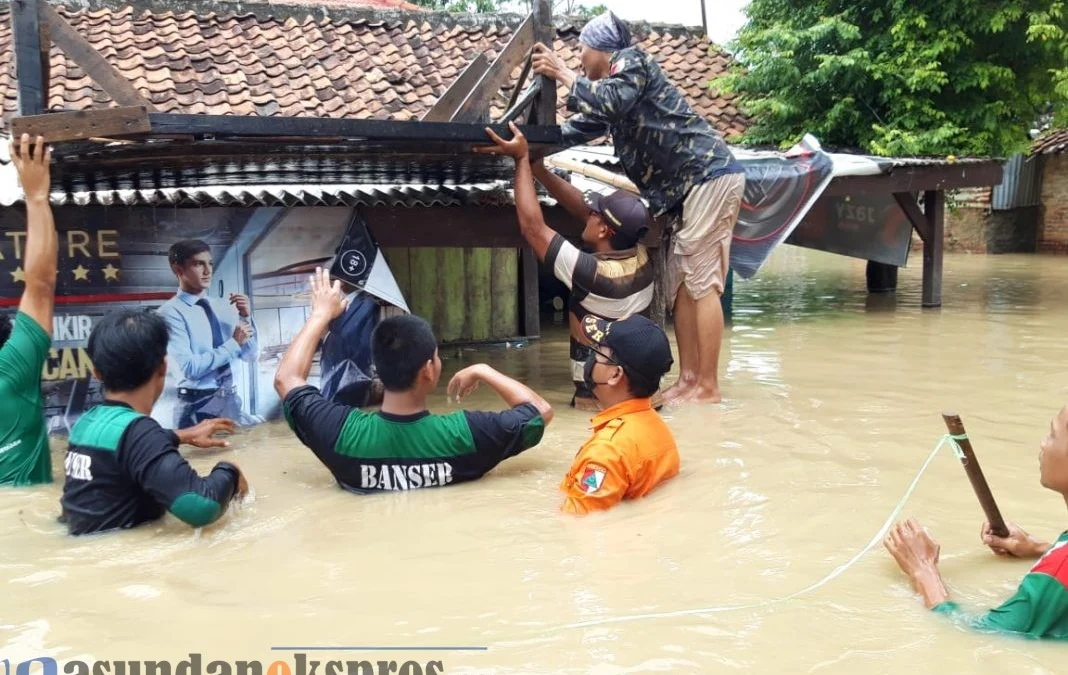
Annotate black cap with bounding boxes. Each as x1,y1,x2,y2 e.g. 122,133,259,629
583,189,651,248
581,314,674,389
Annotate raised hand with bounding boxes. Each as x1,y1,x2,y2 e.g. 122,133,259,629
474,122,529,161
309,266,349,322
447,365,487,403
10,133,52,199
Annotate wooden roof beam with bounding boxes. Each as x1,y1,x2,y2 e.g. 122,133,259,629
38,1,157,110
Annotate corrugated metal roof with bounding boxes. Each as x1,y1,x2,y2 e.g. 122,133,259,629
991,154,1043,210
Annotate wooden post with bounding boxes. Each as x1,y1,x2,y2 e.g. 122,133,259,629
922,190,945,308
11,0,46,116
37,0,50,113
519,247,540,338
866,261,898,293
649,237,668,328
531,0,556,125
942,412,1009,538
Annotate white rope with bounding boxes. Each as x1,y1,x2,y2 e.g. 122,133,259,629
554,434,967,630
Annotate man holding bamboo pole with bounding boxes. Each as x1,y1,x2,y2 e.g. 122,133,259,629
883,404,1068,639
531,11,745,405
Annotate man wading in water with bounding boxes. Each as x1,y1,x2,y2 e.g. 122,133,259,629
59,310,247,535
559,314,679,514
884,404,1068,639
532,11,746,405
476,122,654,412
274,268,553,494
0,135,58,487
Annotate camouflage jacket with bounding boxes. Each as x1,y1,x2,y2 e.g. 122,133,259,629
562,46,743,216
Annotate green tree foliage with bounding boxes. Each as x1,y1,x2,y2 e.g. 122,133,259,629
717,1,1068,156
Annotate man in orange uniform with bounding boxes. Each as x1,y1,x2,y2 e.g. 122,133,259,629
560,314,679,514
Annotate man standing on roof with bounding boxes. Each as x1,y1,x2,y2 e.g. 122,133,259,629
532,11,746,405
476,121,654,411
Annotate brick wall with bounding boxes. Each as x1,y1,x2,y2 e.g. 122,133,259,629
909,204,1039,254
1039,155,1068,253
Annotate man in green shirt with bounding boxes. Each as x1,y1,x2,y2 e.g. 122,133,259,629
274,268,553,493
884,404,1068,640
0,134,58,487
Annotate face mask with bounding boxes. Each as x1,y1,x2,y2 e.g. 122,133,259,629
583,352,618,391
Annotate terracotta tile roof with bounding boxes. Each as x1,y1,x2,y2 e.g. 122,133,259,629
1032,129,1068,155
0,2,748,138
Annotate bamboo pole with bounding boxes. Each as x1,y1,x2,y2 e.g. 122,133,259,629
544,155,641,194
942,412,1009,538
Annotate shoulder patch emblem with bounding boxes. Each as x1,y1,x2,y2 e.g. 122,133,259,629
610,59,625,76
580,464,607,494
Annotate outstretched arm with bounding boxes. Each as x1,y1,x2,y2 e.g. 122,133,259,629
273,267,349,399
474,122,556,263
448,364,553,426
884,518,1068,640
11,134,57,335
533,43,645,124
531,159,589,224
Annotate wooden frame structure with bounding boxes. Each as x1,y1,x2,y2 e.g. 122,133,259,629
4,0,1006,332
6,0,564,339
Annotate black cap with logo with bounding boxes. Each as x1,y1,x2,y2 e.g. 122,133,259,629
583,189,651,248
581,314,674,390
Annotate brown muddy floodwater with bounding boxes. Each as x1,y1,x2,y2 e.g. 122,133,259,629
2,248,1067,673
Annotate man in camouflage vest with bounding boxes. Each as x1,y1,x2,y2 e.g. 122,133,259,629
533,11,746,405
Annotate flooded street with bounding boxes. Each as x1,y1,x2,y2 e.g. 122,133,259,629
3,248,1066,673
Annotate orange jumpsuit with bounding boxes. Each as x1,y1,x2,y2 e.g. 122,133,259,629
560,397,680,514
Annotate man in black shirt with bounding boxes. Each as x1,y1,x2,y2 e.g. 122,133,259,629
274,268,554,494
60,310,247,535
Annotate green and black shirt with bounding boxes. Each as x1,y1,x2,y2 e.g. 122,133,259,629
59,401,240,535
282,385,546,493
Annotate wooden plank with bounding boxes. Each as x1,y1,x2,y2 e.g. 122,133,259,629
519,247,540,338
505,54,533,114
498,81,540,125
421,52,490,122
531,0,557,125
440,248,466,341
381,247,411,301
409,248,439,327
922,190,945,308
465,248,492,342
893,191,930,243
649,232,669,328
38,2,50,114
490,248,518,339
12,0,46,116
9,106,151,142
451,16,535,123
146,113,563,146
823,163,1004,197
39,2,156,110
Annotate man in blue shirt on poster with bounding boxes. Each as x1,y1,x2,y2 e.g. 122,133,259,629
158,239,260,428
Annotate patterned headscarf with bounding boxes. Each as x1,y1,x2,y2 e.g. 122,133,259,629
578,11,632,53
